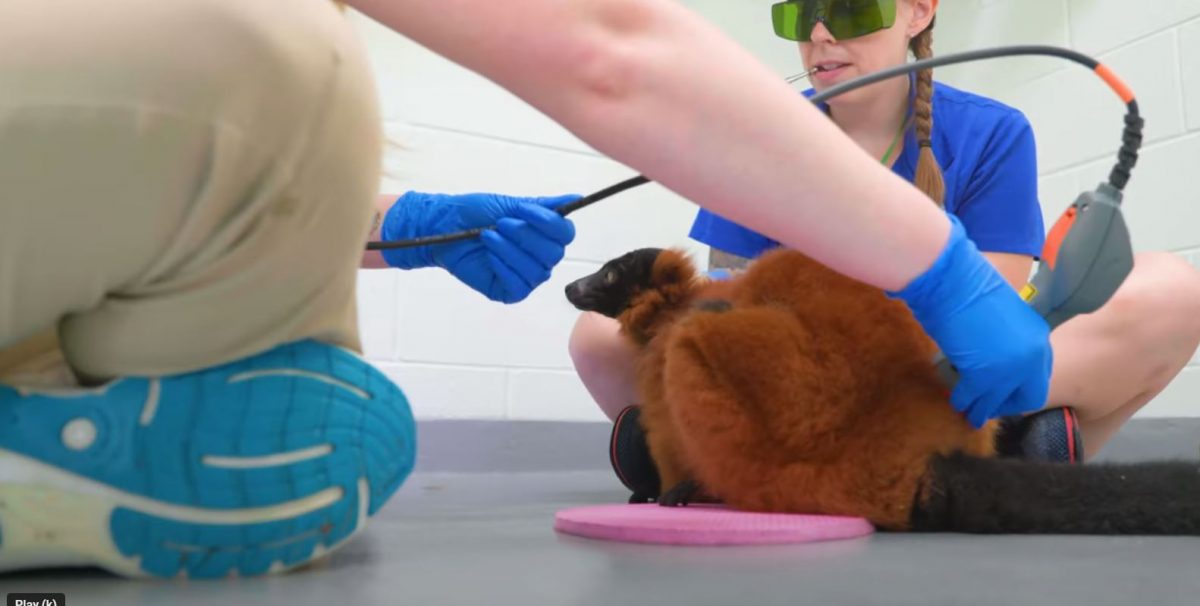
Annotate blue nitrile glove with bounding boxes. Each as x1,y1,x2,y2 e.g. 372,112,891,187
380,191,579,303
889,213,1053,428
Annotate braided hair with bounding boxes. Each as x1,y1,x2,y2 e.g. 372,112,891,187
909,17,945,207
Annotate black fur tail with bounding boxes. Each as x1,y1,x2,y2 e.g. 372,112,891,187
910,452,1200,535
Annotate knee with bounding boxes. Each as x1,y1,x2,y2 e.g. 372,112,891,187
568,312,627,366
1106,252,1200,349
567,312,640,419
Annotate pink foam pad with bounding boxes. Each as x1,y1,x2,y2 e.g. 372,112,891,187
554,503,874,546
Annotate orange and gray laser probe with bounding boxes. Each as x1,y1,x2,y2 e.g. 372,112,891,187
840,48,1150,389
365,45,1146,392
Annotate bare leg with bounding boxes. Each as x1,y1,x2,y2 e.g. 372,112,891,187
567,312,640,421
1045,252,1200,459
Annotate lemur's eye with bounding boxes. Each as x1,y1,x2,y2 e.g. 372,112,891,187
604,270,617,284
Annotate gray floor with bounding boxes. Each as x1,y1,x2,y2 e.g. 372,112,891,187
3,470,1199,606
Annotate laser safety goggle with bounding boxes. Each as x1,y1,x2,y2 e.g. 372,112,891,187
771,0,897,42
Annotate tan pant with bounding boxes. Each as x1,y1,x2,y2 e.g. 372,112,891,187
0,0,382,382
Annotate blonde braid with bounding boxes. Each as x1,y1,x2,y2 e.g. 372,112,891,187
909,20,945,207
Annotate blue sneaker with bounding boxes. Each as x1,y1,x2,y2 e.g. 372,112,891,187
0,339,415,579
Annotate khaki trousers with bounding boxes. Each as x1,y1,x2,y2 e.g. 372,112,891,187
0,0,382,382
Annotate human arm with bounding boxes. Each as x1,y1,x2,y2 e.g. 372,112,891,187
344,0,950,291
361,194,400,270
345,0,1051,422
984,253,1035,291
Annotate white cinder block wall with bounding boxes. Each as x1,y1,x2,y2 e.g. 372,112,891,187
933,1,1200,418
348,1,1200,422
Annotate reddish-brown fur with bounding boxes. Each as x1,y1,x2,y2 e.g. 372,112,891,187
617,248,998,530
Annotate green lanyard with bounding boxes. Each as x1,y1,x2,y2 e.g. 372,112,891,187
880,114,912,166
823,104,912,166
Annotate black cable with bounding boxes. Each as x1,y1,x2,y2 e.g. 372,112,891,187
366,45,1140,251
807,44,1143,196
1110,100,1143,192
365,176,651,251
807,45,1098,105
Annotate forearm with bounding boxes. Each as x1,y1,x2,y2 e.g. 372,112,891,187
347,0,950,291
360,194,398,269
982,252,1035,292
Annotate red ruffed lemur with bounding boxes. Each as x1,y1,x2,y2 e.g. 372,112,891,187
565,246,1200,534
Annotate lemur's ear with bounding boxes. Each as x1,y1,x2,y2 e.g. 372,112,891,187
650,248,698,288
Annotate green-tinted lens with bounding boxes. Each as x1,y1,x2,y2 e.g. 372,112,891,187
772,0,896,42
771,2,803,41
826,0,896,39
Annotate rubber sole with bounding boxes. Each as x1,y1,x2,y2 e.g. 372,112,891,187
0,340,415,579
609,405,659,503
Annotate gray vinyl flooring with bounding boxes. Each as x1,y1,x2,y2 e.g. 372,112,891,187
3,469,1197,606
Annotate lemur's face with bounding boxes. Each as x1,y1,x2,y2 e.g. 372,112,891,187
565,248,664,318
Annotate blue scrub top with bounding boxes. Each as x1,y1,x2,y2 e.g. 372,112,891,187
689,79,1046,260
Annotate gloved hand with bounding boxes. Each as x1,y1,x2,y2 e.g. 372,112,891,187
889,213,1053,428
380,191,579,303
